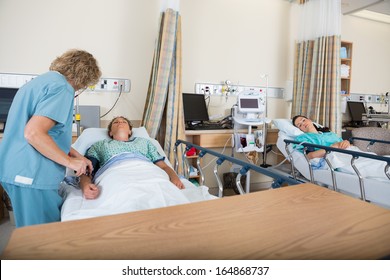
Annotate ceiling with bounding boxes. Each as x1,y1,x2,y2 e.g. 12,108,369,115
341,0,390,23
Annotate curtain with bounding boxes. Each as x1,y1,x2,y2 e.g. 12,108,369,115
291,0,342,134
142,8,185,168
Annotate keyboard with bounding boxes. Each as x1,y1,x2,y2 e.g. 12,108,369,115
368,113,390,119
187,123,226,130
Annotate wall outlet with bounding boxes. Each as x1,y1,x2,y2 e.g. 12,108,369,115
365,95,372,102
90,78,130,93
194,82,283,98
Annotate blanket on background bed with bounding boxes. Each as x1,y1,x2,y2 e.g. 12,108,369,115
60,155,214,221
310,146,390,182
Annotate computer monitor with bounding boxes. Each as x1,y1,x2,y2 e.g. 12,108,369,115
347,101,366,123
0,87,18,131
182,93,209,123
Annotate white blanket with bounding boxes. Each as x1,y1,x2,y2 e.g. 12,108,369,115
61,159,215,221
313,147,390,182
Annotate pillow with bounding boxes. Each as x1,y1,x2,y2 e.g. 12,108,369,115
67,127,169,176
71,126,173,168
272,119,303,138
72,127,150,155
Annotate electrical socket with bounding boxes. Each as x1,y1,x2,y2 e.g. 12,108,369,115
194,82,284,98
89,78,130,93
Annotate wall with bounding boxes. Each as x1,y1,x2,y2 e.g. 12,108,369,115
341,15,390,114
341,15,390,95
1,1,389,121
0,0,160,124
1,0,389,189
181,0,292,120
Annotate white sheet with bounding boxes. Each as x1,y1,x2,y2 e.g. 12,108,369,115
61,158,215,221
325,147,390,181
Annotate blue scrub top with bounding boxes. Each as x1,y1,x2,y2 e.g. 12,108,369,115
0,71,75,190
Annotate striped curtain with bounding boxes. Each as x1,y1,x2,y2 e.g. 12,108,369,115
292,35,341,133
291,0,342,135
142,8,185,167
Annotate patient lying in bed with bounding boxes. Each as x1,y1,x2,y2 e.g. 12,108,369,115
292,115,390,181
60,117,215,221
80,116,184,199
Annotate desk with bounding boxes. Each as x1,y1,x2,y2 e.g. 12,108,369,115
3,183,390,260
362,113,390,128
185,128,278,148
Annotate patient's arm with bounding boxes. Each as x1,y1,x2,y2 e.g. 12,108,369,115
307,140,352,160
155,161,185,189
79,174,100,199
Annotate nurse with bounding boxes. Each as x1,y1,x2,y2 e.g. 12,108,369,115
0,49,101,227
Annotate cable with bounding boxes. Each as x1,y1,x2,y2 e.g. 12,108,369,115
100,85,123,118
201,135,232,170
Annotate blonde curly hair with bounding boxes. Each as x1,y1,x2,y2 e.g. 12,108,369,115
49,49,101,91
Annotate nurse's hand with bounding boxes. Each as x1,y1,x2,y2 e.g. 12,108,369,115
80,156,93,175
69,148,93,175
69,157,89,176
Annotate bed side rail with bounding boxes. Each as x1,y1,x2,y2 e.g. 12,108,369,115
174,139,301,197
285,139,390,163
284,139,390,201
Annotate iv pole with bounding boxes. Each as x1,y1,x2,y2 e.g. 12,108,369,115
75,95,81,137
260,74,271,168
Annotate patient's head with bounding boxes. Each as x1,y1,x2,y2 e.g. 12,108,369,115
107,116,133,140
292,115,330,133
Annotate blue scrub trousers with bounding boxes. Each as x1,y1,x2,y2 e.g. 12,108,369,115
1,183,63,228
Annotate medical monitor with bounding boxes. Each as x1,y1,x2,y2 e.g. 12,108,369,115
182,93,209,123
237,92,265,117
0,87,18,131
347,101,366,123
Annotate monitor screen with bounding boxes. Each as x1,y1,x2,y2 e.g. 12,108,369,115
182,93,209,122
240,98,259,109
0,87,18,123
237,93,264,114
347,101,366,122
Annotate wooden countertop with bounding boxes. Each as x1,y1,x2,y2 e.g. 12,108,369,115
2,183,390,260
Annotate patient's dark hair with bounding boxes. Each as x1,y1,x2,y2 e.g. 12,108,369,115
292,115,330,133
107,116,133,138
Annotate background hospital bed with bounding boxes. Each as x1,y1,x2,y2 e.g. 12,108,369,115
273,119,390,208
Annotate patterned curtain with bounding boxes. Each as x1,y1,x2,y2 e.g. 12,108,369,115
142,8,185,168
291,0,342,134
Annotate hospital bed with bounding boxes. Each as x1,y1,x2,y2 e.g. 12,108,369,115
61,126,304,221
60,127,216,221
273,119,390,208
